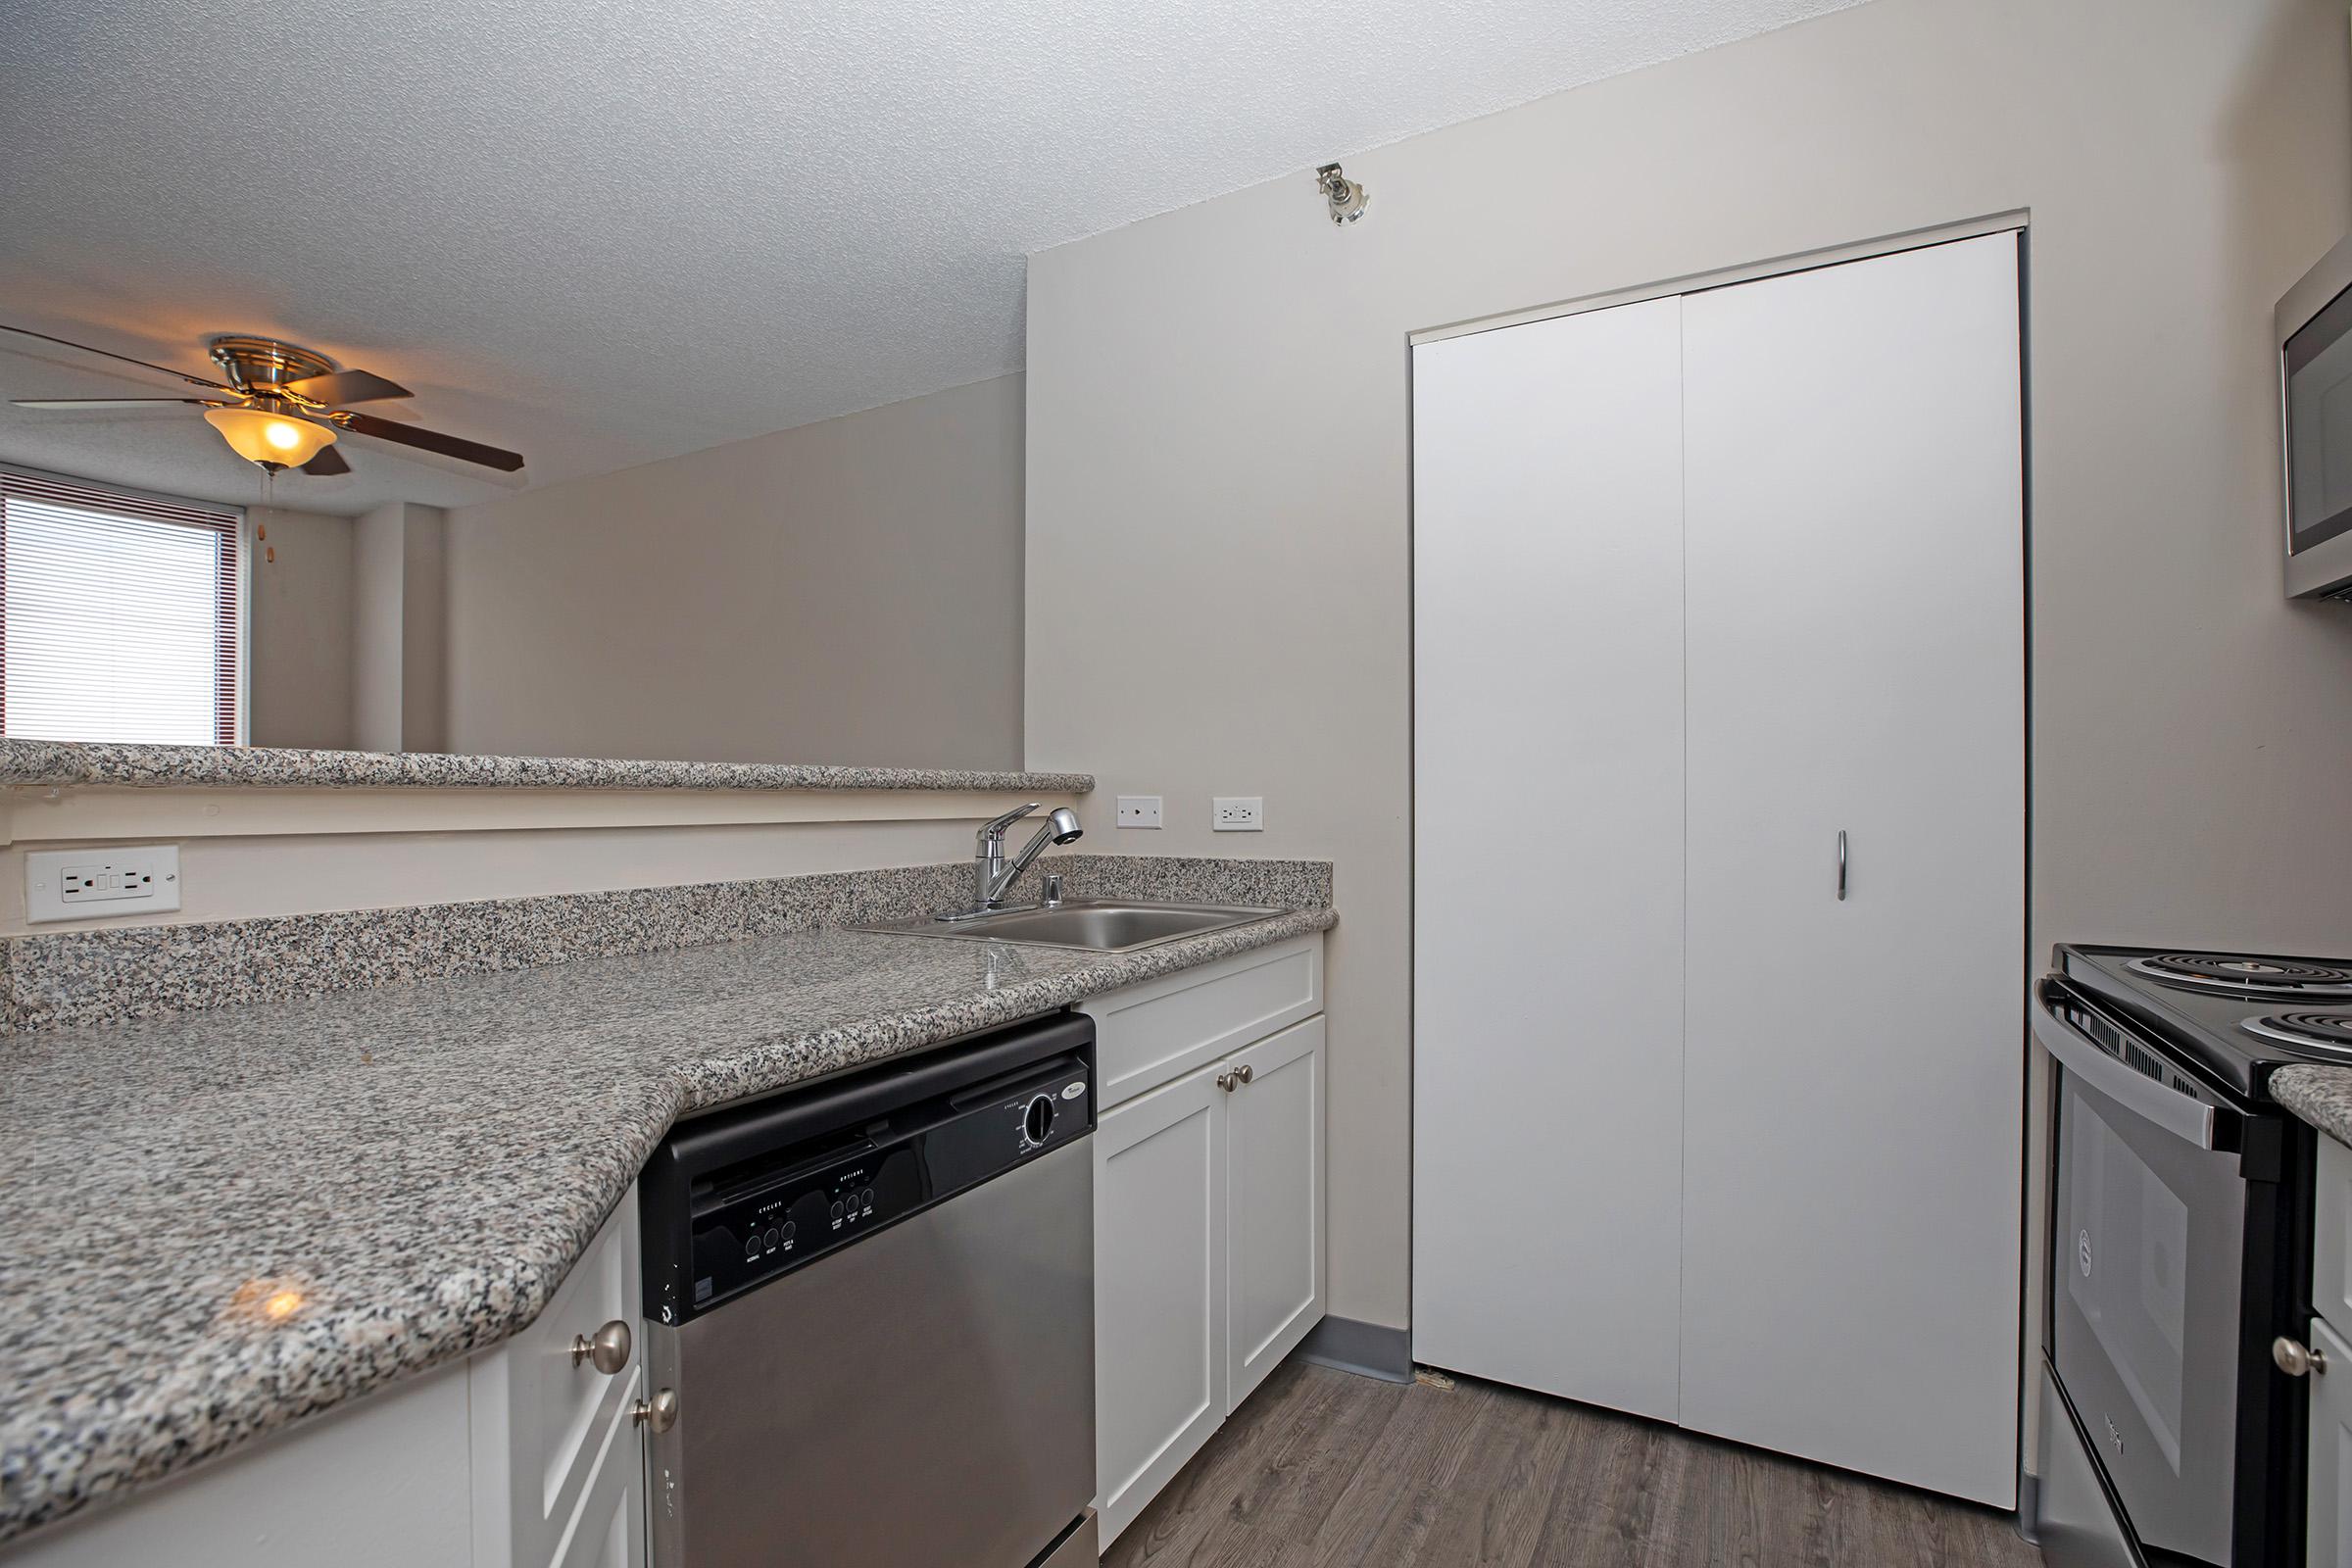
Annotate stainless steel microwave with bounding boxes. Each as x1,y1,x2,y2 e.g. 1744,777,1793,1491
2278,231,2352,599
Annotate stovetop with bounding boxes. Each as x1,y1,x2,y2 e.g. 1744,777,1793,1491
2057,944,2352,1101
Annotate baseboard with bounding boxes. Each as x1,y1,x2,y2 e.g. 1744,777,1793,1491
1296,1313,1414,1384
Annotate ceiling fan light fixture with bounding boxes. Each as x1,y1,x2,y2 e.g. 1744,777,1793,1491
203,403,336,469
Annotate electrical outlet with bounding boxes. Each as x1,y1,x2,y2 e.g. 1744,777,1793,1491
1213,797,1264,832
27,845,181,923
1116,795,1163,829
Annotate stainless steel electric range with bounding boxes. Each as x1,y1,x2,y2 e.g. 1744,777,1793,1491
2033,945,2352,1568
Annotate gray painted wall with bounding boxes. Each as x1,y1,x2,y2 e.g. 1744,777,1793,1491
441,373,1026,768
1025,0,2352,1360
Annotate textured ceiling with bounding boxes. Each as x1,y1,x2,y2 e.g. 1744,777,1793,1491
0,0,1865,514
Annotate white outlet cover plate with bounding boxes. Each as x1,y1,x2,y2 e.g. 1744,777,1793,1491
1213,797,1264,832
1116,795,1163,828
26,845,181,923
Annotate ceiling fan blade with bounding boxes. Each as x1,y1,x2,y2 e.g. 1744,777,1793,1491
0,323,235,393
285,368,413,405
342,411,523,472
299,445,352,476
11,397,214,409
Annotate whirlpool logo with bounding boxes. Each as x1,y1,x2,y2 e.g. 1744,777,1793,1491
2103,1412,2124,1456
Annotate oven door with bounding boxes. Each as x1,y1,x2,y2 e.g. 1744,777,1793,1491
2036,982,2249,1566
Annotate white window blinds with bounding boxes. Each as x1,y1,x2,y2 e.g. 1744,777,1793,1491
0,472,243,746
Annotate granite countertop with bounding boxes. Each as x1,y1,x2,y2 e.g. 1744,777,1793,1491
0,737,1094,794
2272,1064,2352,1149
0,907,1331,1544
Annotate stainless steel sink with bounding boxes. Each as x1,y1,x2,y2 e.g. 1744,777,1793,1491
851,899,1280,953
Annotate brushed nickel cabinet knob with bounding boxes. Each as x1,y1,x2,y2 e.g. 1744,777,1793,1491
633,1387,680,1433
572,1319,632,1375
2275,1335,2328,1377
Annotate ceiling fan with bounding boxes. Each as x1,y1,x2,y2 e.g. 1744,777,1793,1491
2,325,524,476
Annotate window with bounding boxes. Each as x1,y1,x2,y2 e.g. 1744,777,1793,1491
0,471,244,746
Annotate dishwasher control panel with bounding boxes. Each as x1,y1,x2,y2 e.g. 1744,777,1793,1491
640,1012,1096,1325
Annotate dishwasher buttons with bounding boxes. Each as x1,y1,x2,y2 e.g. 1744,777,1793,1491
743,1236,760,1261
762,1227,780,1250
860,1188,875,1209
829,1200,845,1222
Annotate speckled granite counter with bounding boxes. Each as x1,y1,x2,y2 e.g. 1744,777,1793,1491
0,736,1093,794
2273,1064,2352,1149
0,906,1332,1544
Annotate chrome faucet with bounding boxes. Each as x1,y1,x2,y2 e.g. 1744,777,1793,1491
953,804,1082,919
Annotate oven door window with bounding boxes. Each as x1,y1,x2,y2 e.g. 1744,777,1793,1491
2051,1064,2244,1566
2285,281,2352,555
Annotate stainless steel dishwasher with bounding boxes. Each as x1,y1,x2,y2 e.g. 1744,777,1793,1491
638,1011,1098,1568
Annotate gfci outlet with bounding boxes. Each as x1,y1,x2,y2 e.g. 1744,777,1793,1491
1213,797,1264,832
1116,795,1163,828
26,845,181,923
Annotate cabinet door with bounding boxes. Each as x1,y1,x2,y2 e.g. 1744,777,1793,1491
1680,232,2025,1506
472,1189,644,1568
1410,293,1689,1422
1095,1064,1228,1547
550,1379,647,1568
1226,1016,1325,1409
2310,1315,2352,1568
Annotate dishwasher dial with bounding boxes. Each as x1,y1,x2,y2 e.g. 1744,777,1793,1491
1024,1094,1056,1146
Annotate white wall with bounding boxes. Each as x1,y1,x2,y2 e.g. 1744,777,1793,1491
352,502,406,752
247,506,353,750
351,502,448,754
1026,0,2352,1351
442,373,1025,768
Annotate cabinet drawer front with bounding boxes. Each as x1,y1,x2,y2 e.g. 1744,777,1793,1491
474,1189,643,1567
1095,1066,1228,1545
1085,934,1322,1107
2317,1138,2352,1344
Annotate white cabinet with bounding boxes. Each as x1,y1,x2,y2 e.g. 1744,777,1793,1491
2305,1137,2352,1567
1095,1061,1228,1545
5,1361,475,1568
1412,231,2025,1507
2309,1315,2352,1568
2314,1136,2352,1336
1084,932,1322,1106
1226,1017,1326,1406
471,1190,647,1568
1087,939,1328,1549
548,1383,649,1568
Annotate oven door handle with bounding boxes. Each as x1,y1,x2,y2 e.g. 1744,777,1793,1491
2033,982,2220,1150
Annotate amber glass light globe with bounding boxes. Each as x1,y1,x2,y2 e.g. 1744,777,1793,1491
203,404,335,467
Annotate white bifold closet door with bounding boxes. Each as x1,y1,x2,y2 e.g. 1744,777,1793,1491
1411,294,1688,1422
1411,231,2023,1506
1677,233,2024,1505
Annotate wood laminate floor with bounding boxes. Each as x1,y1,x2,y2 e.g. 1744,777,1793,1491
1102,1361,2040,1568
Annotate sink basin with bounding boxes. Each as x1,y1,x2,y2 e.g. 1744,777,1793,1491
852,900,1280,953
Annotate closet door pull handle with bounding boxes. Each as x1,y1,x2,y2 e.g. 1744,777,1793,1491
1837,830,1848,901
